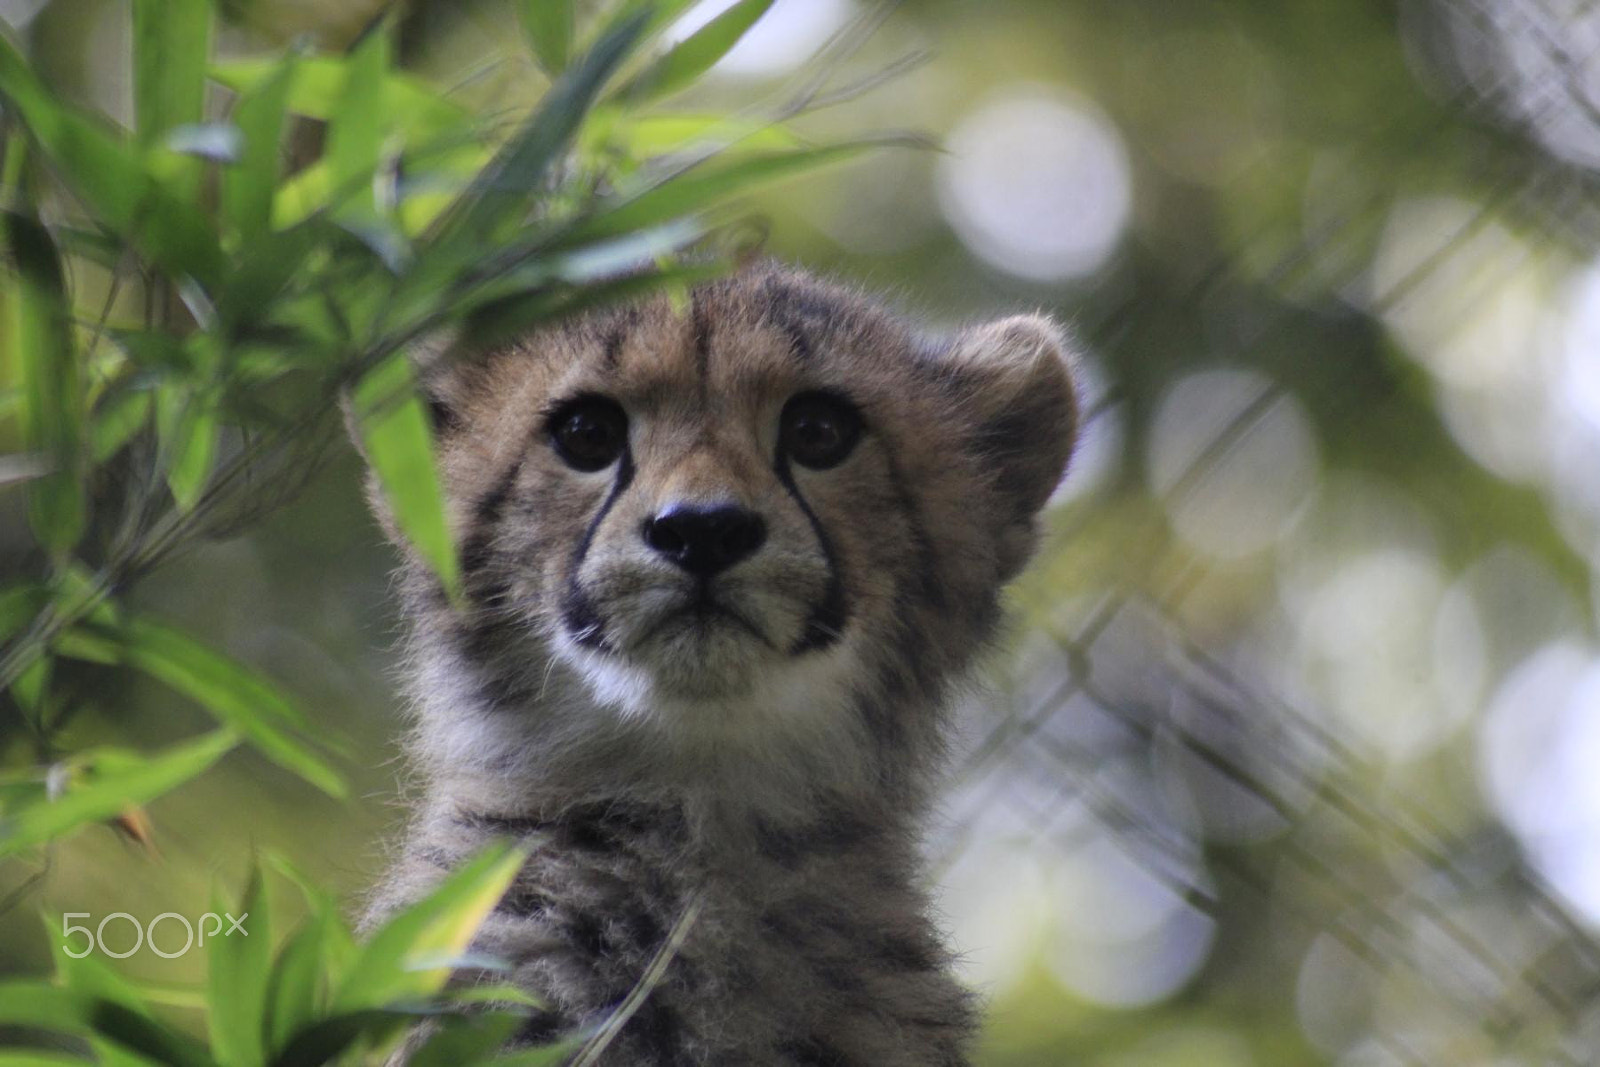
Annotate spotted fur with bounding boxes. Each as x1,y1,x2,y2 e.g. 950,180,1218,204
361,264,1078,1065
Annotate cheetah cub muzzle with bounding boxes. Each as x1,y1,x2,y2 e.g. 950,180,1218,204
360,264,1079,1066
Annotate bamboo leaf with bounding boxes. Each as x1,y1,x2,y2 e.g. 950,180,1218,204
224,54,297,244
618,0,774,103
332,842,525,1011
0,981,216,1066
351,354,459,603
90,389,153,463
53,617,346,797
0,35,225,285
133,0,212,146
210,57,468,140
265,914,331,1057
325,22,391,224
407,1011,527,1066
574,141,873,239
268,1010,412,1067
0,731,237,857
445,6,650,245
2,207,84,556
156,388,218,513
521,0,574,76
208,865,271,1067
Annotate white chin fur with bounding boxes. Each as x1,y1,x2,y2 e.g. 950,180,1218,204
553,623,864,751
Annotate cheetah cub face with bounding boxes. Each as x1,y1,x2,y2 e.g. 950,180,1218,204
397,267,1077,755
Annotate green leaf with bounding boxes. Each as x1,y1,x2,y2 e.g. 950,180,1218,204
0,584,48,641
521,0,574,76
444,6,650,246
3,208,85,556
210,57,468,141
333,841,525,1011
54,616,345,796
0,1053,98,1065
575,141,873,240
0,981,210,1067
0,731,237,857
208,865,271,1067
133,0,212,146
156,388,218,513
408,1011,526,1067
264,914,330,1056
325,21,391,224
268,1009,412,1067
223,54,297,245
0,36,225,285
351,354,459,604
587,111,801,159
460,258,723,354
90,388,153,464
618,0,774,103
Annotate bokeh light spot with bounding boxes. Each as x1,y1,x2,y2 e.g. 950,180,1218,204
937,90,1132,282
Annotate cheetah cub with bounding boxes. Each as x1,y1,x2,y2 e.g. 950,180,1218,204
362,264,1078,1065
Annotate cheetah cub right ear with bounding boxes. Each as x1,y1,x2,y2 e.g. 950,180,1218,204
941,313,1079,580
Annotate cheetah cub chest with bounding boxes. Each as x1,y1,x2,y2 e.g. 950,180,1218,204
363,265,1078,1066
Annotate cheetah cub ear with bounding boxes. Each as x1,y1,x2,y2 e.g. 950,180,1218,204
945,313,1079,579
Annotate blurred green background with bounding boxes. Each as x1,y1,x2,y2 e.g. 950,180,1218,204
7,0,1600,1063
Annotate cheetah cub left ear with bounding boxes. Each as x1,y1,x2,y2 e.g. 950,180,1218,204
943,312,1079,580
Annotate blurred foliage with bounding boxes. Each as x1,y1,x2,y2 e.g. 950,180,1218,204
0,0,881,1060
5,0,1600,1065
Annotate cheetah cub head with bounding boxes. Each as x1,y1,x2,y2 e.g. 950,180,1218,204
373,265,1077,765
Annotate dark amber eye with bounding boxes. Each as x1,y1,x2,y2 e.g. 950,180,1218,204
549,396,628,472
780,392,862,471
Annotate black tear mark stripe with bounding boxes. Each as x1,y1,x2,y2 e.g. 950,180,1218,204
559,446,636,651
773,454,848,654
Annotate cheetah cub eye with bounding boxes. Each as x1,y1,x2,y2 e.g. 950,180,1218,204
778,391,862,470
548,395,628,472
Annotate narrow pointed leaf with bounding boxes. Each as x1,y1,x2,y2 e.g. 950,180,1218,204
446,7,649,245
90,389,153,463
53,617,346,797
3,208,84,555
333,842,525,1010
618,0,773,103
210,57,468,139
0,731,237,857
0,36,225,285
408,1011,527,1066
574,142,872,240
265,914,330,1056
352,354,459,603
521,0,574,75
325,21,391,222
224,54,297,244
208,865,271,1067
0,984,216,1067
133,0,212,146
156,389,218,513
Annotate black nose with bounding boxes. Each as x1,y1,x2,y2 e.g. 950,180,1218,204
643,504,767,577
